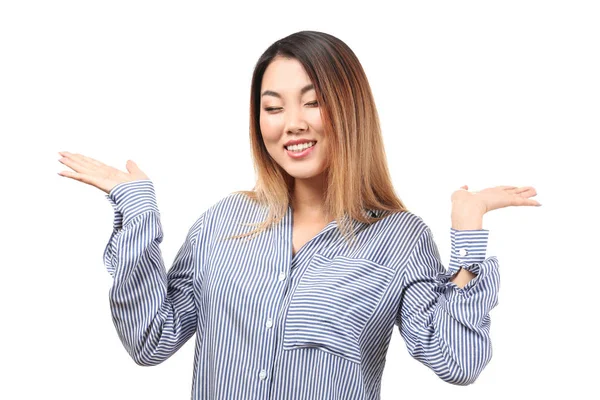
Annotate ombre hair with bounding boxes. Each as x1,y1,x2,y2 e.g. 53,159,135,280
229,30,408,245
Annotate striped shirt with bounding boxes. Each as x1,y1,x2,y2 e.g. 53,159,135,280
103,179,500,399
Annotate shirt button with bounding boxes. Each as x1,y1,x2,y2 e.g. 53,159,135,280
278,271,286,281
259,369,267,380
265,318,273,328
458,248,468,257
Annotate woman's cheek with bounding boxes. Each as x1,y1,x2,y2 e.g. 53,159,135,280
260,117,281,141
307,110,323,131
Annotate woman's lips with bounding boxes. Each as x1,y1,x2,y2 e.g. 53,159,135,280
285,142,316,159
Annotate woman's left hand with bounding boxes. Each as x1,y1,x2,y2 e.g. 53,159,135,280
451,185,541,215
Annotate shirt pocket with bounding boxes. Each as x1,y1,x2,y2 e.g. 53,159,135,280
282,253,396,364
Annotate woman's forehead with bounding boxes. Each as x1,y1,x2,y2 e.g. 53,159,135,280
262,58,311,92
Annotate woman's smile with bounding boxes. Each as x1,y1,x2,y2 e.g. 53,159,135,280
285,141,317,159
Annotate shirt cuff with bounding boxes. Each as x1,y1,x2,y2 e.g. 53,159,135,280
448,228,489,276
105,179,159,229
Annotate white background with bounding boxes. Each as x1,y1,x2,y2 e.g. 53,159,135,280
1,0,598,399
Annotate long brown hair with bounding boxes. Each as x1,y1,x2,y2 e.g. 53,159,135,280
228,30,408,246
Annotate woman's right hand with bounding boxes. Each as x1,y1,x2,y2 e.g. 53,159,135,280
58,151,150,195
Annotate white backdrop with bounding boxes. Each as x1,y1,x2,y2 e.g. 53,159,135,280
1,0,598,399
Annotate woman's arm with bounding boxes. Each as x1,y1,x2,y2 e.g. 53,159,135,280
103,179,203,366
395,224,500,385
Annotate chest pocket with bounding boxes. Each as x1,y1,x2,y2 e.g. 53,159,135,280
282,253,396,364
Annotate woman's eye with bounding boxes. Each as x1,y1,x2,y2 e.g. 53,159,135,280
263,102,317,112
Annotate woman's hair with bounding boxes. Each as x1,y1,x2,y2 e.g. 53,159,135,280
228,30,408,245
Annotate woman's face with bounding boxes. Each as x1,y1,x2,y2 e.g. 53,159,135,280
259,56,328,182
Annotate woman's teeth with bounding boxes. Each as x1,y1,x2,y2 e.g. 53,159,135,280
285,141,316,152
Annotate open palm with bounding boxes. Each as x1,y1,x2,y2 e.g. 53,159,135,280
58,151,149,195
451,185,541,214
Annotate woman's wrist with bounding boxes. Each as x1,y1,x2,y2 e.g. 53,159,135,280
451,201,486,230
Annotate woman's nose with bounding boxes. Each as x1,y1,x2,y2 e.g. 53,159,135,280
285,108,309,133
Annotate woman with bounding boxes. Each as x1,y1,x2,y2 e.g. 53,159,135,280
57,30,540,399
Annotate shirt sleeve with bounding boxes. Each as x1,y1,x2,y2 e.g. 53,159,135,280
102,179,203,366
395,226,500,385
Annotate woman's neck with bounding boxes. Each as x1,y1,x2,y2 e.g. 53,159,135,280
290,175,331,222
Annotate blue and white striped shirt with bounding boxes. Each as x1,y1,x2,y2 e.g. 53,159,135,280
103,179,500,399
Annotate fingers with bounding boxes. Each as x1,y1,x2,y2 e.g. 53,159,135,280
521,198,542,207
515,187,537,197
504,186,537,196
59,151,104,170
58,157,90,177
78,153,105,167
57,169,94,186
511,192,541,206
58,151,108,187
58,153,90,174
58,170,81,180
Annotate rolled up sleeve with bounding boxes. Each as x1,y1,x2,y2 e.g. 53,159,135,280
396,226,500,385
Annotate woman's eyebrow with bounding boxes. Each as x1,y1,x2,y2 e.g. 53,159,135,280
261,83,314,98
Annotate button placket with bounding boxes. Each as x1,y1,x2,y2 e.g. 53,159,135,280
258,266,290,384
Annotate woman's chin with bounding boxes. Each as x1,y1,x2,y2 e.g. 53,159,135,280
285,166,327,181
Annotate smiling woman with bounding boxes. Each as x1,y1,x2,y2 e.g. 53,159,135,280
58,30,515,400
231,31,406,246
